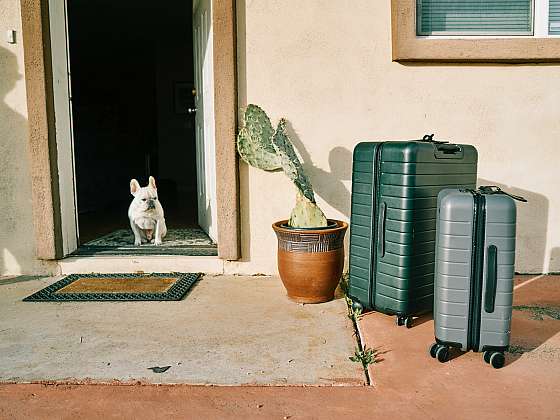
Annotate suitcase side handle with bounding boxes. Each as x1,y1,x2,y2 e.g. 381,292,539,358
378,202,387,258
484,245,498,313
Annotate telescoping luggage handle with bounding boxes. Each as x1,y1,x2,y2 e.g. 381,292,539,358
421,134,464,159
478,186,527,202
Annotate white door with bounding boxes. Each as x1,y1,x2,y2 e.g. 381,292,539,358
49,0,79,255
193,0,218,242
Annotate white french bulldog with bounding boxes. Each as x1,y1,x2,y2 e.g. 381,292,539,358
128,176,167,246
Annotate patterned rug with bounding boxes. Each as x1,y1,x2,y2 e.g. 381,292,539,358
73,228,217,256
23,273,201,302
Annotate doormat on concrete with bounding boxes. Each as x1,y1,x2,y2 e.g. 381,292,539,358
73,228,217,256
23,273,201,302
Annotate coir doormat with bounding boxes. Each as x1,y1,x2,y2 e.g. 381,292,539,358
23,272,201,302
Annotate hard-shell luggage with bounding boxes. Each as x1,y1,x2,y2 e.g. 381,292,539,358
429,186,526,369
348,135,478,327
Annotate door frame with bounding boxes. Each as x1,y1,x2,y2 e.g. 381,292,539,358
19,0,241,260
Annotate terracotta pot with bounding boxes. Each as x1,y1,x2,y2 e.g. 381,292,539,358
272,219,348,304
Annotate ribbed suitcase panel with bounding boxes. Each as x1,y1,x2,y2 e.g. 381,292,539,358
349,141,478,314
478,195,516,351
375,147,477,315
434,190,474,350
348,143,378,305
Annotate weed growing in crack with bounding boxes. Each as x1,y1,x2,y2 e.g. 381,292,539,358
340,272,373,384
513,305,560,321
349,346,379,369
346,298,362,321
507,344,529,355
340,273,363,321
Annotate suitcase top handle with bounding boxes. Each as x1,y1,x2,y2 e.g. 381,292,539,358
421,134,463,158
477,186,527,202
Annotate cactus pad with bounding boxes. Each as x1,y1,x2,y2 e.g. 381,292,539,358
237,105,281,171
289,191,328,228
272,119,315,203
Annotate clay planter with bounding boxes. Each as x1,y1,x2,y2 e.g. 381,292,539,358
272,219,348,304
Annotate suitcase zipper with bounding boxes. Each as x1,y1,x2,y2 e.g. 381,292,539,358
467,191,486,351
369,143,384,308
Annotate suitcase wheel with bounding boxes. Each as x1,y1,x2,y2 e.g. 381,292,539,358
483,351,492,364
429,342,438,359
435,345,449,363
396,315,405,326
351,301,363,313
405,316,413,328
489,352,505,369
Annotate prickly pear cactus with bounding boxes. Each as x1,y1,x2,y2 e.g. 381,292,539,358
236,104,328,228
237,104,281,171
289,190,328,228
272,119,315,203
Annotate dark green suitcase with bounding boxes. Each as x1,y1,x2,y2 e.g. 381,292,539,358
348,135,478,327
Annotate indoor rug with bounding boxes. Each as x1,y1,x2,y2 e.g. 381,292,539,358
23,272,201,302
73,228,217,256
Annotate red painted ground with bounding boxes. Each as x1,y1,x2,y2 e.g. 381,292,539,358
360,274,560,420
1,275,558,419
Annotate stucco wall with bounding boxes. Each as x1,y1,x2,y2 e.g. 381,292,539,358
1,0,558,276
0,0,52,275
228,0,560,275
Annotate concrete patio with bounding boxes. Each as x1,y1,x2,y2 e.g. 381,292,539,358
0,275,363,385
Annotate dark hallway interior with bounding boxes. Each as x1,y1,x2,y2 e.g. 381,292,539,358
67,0,198,244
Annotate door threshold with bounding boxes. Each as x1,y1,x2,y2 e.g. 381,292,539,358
71,245,218,257
58,255,224,275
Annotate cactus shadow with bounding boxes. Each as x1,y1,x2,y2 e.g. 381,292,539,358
284,121,352,219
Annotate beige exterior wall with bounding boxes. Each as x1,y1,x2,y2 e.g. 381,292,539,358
0,0,558,275
229,0,560,275
0,0,54,275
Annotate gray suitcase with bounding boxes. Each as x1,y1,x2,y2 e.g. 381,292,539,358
429,186,526,369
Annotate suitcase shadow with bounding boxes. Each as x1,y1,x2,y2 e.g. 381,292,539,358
410,313,433,328
505,275,560,367
477,178,548,274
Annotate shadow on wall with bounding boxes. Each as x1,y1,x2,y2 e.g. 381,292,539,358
478,178,548,274
234,0,251,262
549,248,560,274
0,45,34,275
285,121,352,219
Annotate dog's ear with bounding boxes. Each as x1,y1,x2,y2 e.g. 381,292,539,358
130,179,140,196
148,176,157,189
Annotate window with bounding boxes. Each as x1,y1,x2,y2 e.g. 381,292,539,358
391,0,560,62
417,0,560,37
551,0,560,35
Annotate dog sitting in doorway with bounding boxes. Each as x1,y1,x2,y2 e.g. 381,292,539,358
128,176,167,246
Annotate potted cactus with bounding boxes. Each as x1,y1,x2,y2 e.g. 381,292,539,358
237,104,348,303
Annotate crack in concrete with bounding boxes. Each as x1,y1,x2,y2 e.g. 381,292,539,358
340,274,372,386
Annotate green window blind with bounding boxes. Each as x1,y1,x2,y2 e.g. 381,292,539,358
551,0,560,35
417,0,533,35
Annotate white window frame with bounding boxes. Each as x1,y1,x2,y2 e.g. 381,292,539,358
417,0,560,39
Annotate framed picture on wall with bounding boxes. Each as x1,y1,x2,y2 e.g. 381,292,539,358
174,82,195,115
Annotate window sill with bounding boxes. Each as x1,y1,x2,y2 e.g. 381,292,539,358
392,0,560,63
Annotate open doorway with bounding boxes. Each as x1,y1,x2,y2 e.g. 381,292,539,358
65,0,217,256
